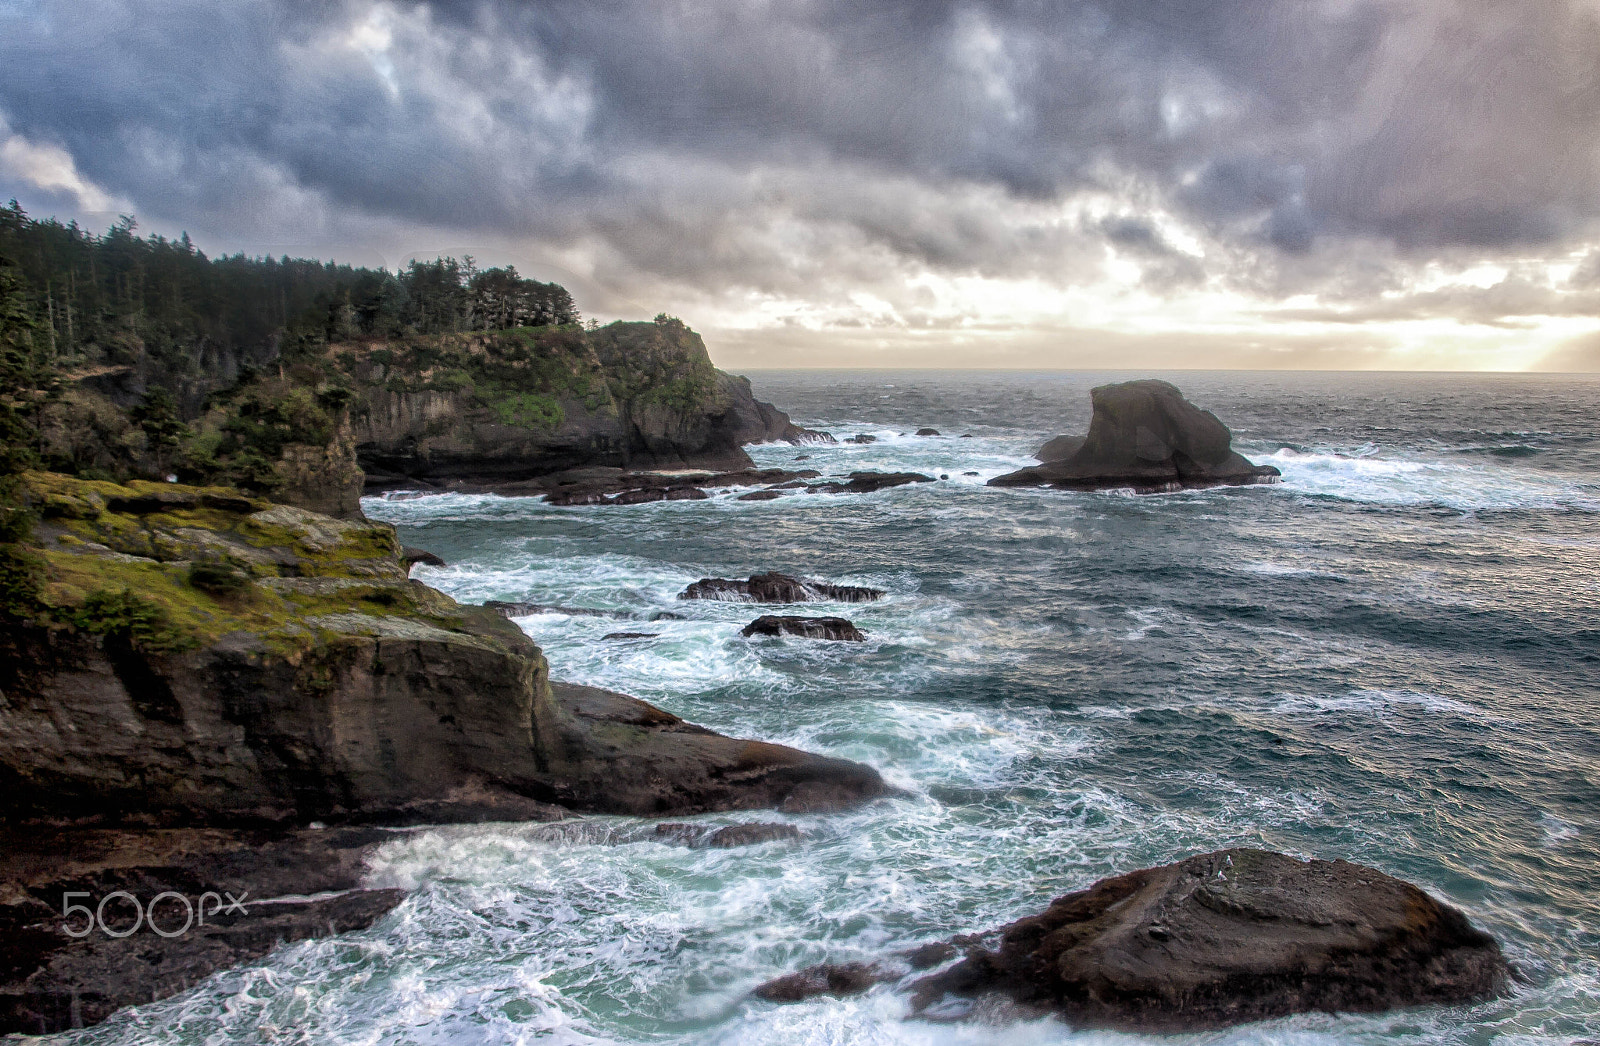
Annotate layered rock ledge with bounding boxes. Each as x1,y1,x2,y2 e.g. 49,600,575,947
756,848,1508,1032
990,380,1280,493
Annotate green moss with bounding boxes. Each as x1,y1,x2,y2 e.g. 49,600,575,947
41,550,265,647
16,473,536,664
487,390,564,431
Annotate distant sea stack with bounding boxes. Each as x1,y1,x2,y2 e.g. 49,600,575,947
990,379,1280,493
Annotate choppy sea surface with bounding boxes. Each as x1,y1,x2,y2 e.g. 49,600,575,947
67,371,1600,1045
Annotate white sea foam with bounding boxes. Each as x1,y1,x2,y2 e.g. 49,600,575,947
1268,688,1485,720
1262,447,1600,513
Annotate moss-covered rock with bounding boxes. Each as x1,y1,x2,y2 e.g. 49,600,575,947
0,474,892,830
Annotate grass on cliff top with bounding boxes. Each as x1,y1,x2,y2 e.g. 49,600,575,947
19,471,511,656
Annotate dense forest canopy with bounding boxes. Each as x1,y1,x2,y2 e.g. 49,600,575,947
0,200,579,389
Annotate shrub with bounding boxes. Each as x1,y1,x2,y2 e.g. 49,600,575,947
71,587,193,653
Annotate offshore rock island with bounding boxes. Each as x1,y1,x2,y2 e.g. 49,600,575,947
991,378,1281,493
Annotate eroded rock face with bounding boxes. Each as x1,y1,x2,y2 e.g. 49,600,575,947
679,572,885,604
754,849,1508,1032
740,616,866,642
270,420,368,521
718,372,835,445
992,380,1280,493
350,322,828,490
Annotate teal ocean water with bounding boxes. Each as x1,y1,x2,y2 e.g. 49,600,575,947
64,371,1600,1045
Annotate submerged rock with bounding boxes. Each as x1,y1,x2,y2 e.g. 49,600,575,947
755,849,1508,1031
991,380,1280,493
537,467,816,505
486,601,633,619
649,822,802,849
679,572,884,604
740,616,866,642
755,962,884,1002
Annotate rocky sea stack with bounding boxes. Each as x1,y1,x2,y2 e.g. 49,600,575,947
990,379,1280,493
756,848,1508,1032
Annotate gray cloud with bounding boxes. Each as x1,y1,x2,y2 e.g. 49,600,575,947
3,0,1600,356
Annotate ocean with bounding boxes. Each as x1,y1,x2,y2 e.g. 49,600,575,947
66,370,1600,1045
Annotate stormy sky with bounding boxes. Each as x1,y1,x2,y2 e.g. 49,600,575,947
4,0,1600,370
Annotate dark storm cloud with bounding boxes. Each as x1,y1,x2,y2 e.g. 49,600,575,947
3,0,1599,313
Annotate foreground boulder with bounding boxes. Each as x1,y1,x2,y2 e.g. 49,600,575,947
741,616,866,642
756,849,1507,1031
991,380,1280,493
680,572,884,604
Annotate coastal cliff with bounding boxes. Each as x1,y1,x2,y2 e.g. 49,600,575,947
1,473,889,826
342,317,820,490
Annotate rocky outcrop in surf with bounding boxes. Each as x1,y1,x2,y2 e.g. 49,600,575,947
740,616,867,641
679,572,884,604
717,372,835,445
754,848,1508,1031
535,683,888,813
990,380,1280,493
804,471,935,494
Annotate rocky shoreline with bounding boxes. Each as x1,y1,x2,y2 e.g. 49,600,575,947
1,379,1514,1039
0,475,892,1033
